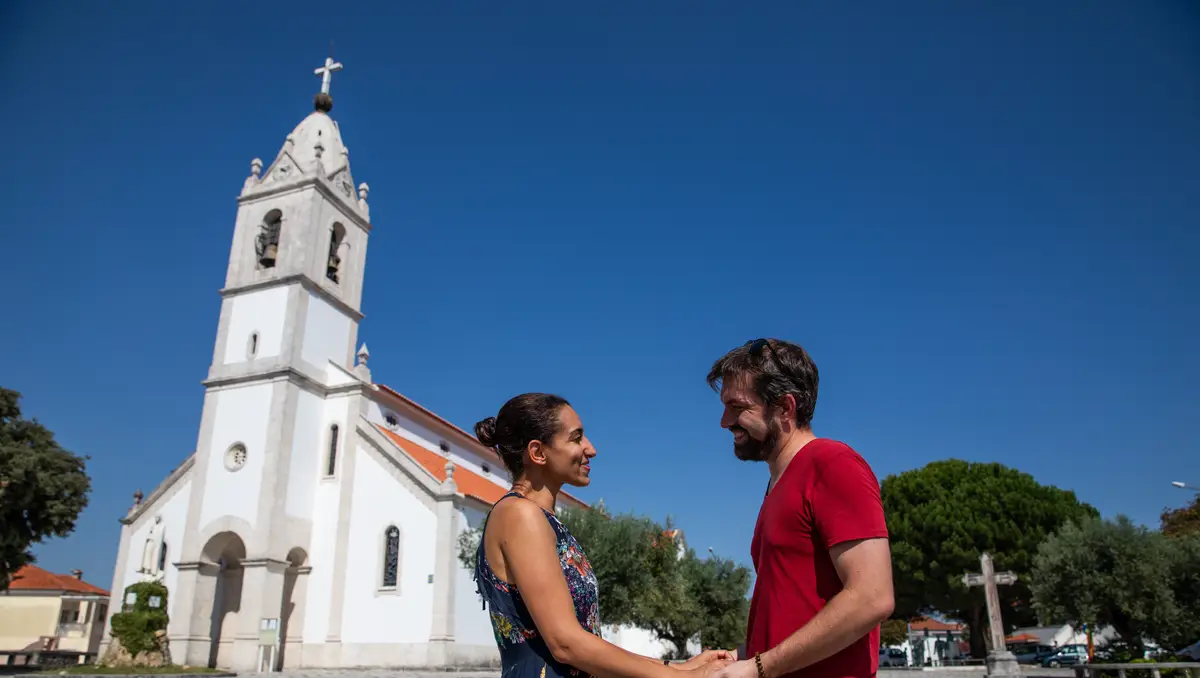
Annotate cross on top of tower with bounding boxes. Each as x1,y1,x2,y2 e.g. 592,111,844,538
312,54,343,113
314,56,342,96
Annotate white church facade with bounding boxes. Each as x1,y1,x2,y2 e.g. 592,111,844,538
99,58,680,670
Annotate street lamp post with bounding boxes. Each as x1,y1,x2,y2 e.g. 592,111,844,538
1171,481,1199,492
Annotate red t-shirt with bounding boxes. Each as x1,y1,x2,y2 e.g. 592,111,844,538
745,438,889,678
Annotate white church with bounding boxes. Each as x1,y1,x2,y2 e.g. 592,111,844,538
100,57,680,671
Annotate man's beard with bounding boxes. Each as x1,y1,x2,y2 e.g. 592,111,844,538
733,418,782,462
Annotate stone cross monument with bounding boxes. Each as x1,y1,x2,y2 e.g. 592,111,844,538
962,552,1020,678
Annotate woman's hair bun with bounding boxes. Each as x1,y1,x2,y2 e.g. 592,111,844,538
474,416,498,448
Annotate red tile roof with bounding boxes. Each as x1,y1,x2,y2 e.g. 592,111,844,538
7,565,108,596
910,617,965,632
377,384,504,462
376,425,588,510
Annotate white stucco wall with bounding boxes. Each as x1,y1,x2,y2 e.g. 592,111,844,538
340,446,438,644
117,478,193,620
199,384,273,532
301,452,342,644
222,287,289,364
454,505,495,647
286,390,324,519
602,625,701,660
301,292,352,369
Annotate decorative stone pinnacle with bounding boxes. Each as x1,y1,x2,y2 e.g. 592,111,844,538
314,140,324,158
356,343,369,366
250,158,263,178
444,460,456,479
132,489,144,508
358,183,369,200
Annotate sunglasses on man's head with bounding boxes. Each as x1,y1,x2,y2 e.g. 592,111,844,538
744,338,800,387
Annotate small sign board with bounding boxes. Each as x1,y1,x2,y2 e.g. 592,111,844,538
124,592,138,606
258,618,279,647
148,595,163,609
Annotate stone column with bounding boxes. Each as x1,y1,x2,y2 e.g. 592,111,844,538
170,561,221,667
233,558,288,671
428,462,460,666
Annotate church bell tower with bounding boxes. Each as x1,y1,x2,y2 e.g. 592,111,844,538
167,56,375,669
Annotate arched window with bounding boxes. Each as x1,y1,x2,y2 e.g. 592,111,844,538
158,542,168,573
256,209,283,269
325,424,339,477
382,525,400,588
326,223,346,283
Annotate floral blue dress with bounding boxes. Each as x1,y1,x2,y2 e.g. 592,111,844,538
474,491,602,678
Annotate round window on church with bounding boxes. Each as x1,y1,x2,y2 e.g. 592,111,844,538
225,443,248,472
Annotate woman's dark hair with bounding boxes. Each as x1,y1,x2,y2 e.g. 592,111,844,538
474,393,571,478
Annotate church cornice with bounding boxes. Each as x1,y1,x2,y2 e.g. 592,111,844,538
202,363,370,399
219,274,365,323
238,176,372,234
120,455,196,525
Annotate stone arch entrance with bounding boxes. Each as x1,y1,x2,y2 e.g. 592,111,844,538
201,531,247,669
278,547,308,669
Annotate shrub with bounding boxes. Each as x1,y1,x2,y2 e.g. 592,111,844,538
109,580,170,660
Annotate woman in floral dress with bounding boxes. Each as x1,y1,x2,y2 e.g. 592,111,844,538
473,393,733,678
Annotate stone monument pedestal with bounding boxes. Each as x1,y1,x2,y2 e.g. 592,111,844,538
985,650,1021,678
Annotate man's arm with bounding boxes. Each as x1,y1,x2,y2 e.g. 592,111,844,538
758,536,894,677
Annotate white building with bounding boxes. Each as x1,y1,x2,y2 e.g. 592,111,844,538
100,57,678,671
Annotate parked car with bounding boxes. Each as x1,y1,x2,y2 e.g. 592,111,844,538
879,647,908,667
1177,641,1200,661
1042,645,1089,667
1009,642,1057,665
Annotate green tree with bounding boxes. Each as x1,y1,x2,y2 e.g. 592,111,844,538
456,501,752,658
1029,515,1196,653
1160,533,1200,651
628,529,699,658
1160,495,1200,539
0,387,91,590
680,552,752,652
882,459,1098,658
880,619,909,647
558,502,673,628
457,501,683,628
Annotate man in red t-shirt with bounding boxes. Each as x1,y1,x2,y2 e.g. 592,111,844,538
707,339,894,678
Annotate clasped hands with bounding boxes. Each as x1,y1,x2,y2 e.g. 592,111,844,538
673,649,756,678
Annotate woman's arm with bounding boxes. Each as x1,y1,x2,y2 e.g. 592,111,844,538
499,503,729,678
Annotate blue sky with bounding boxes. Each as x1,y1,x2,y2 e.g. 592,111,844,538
3,0,1197,589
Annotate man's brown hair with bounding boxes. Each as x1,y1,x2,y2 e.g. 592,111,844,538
706,338,820,429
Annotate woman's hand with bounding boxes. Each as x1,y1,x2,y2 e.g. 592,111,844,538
675,649,737,671
682,654,736,678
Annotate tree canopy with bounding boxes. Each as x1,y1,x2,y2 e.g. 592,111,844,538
0,387,92,590
1160,494,1200,539
1030,515,1200,653
457,500,751,658
880,619,909,647
881,459,1098,657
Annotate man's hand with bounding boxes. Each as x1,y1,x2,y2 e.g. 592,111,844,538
675,649,737,670
710,659,757,678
